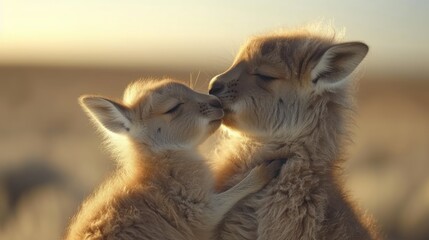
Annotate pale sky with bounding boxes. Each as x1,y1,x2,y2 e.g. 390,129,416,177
1,0,428,73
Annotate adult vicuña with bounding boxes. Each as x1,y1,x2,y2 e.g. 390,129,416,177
209,27,380,239
65,79,282,240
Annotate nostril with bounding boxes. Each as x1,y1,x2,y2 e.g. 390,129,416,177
209,82,224,95
209,99,223,109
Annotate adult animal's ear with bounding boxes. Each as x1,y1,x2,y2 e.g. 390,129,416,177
79,95,132,134
311,42,368,89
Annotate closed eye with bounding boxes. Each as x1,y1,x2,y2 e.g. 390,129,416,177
254,73,277,81
164,103,183,114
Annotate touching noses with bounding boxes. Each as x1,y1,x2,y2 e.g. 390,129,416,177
208,98,222,109
208,76,225,95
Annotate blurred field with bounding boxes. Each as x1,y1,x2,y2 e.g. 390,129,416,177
0,65,428,240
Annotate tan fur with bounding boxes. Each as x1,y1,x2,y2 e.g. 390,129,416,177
65,79,282,240
209,26,381,240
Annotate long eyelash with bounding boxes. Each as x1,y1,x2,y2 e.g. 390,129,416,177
165,103,183,114
255,73,277,81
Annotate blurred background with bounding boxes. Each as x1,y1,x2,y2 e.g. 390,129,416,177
1,0,428,239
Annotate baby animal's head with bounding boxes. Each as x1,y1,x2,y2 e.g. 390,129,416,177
80,79,223,152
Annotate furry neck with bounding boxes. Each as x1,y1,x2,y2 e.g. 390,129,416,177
120,141,214,200
219,90,351,170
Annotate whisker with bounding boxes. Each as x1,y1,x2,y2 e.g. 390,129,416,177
194,70,201,89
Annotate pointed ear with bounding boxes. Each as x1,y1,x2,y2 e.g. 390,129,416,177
311,42,369,88
79,95,132,134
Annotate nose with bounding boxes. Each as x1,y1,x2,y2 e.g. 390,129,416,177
209,98,223,109
209,81,225,95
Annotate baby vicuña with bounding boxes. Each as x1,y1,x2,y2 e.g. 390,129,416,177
209,27,380,239
65,79,281,240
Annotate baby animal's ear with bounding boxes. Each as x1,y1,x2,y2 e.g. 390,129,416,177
79,95,132,134
311,42,369,90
